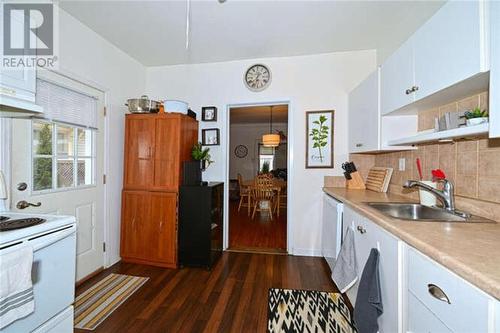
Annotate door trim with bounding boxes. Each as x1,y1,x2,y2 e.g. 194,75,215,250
224,99,293,254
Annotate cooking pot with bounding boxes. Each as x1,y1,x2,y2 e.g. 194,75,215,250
125,95,161,113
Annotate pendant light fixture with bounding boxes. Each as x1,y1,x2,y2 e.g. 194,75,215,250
262,106,280,147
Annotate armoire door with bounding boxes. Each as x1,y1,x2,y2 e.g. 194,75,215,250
153,118,180,190
150,192,178,266
120,190,151,259
123,117,156,189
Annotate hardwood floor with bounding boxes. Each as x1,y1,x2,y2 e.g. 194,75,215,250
75,252,340,333
228,200,287,252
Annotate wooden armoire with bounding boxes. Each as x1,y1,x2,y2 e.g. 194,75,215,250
120,111,198,268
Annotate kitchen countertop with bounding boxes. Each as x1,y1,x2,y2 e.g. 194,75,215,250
323,187,500,301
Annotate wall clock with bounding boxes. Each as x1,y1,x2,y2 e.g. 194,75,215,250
244,64,271,91
234,145,248,158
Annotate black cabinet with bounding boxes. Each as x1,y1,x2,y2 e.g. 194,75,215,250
179,182,223,269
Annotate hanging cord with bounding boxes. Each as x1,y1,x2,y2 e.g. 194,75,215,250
185,0,191,50
269,106,273,133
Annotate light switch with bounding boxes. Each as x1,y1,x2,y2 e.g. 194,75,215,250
399,158,406,171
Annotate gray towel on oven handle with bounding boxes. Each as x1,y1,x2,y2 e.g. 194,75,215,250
331,227,358,293
354,248,383,333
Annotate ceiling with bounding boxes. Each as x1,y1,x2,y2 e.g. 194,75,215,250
59,0,444,66
230,104,288,124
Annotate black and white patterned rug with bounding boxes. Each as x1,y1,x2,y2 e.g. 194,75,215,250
268,288,357,333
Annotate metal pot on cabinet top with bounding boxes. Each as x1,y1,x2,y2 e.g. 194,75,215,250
125,95,161,113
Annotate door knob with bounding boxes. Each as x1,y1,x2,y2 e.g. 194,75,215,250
16,200,42,209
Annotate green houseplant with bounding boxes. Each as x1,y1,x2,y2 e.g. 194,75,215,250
463,107,489,126
192,142,214,171
260,161,270,174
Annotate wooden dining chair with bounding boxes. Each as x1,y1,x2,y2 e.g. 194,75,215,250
274,186,287,217
237,173,252,216
251,184,275,220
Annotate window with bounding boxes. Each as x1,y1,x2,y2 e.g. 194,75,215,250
258,144,275,172
32,120,95,192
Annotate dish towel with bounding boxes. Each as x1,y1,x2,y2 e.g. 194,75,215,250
353,248,383,333
331,227,358,293
0,245,35,329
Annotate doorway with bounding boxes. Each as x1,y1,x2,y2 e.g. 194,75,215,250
228,104,288,253
10,70,106,281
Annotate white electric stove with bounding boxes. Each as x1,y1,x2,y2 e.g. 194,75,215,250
0,212,76,333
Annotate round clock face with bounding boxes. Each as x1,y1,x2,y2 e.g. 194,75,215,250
234,145,248,158
244,64,271,91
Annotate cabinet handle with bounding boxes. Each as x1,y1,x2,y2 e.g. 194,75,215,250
357,225,366,234
132,217,136,230
427,284,451,304
405,88,413,95
159,220,164,230
412,85,419,92
355,143,363,147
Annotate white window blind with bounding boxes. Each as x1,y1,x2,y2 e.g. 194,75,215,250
36,79,98,129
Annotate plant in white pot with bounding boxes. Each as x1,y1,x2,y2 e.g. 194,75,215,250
462,107,489,126
191,142,214,171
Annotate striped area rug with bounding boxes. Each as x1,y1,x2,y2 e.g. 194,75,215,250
74,273,149,330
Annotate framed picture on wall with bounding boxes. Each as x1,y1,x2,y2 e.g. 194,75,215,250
202,106,217,121
202,128,220,146
305,110,334,168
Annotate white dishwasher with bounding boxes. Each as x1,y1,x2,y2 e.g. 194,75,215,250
322,194,343,272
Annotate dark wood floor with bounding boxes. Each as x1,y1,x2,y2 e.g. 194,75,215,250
75,252,339,333
228,200,287,252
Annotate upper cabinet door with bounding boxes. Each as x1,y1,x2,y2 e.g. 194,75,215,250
413,1,488,100
490,0,500,138
123,117,156,189
0,8,36,102
349,69,380,152
380,39,415,115
153,118,181,190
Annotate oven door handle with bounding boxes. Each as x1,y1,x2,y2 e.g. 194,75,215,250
29,225,76,251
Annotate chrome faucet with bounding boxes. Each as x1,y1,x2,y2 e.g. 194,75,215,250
403,179,456,211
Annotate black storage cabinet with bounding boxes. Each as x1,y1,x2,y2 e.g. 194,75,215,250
179,182,224,269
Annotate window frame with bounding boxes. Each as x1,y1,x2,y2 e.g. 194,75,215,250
31,119,97,195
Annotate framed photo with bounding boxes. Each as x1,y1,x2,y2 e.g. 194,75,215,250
306,110,334,168
202,106,217,121
202,128,220,146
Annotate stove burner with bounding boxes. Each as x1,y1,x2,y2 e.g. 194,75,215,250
0,216,9,222
0,218,46,231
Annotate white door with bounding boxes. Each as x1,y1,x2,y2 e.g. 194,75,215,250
10,70,105,281
380,39,415,115
413,1,486,100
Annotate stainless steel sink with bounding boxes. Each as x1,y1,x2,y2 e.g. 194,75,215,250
365,202,495,223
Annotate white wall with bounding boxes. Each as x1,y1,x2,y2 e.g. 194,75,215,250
229,122,287,180
57,9,146,266
146,51,376,255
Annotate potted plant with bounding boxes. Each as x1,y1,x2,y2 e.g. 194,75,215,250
260,161,270,174
192,142,214,171
462,107,488,126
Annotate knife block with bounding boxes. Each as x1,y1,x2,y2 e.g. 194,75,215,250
346,171,366,190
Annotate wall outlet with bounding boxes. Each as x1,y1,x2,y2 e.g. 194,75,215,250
399,158,406,171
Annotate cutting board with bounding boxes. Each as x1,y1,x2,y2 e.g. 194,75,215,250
365,167,393,193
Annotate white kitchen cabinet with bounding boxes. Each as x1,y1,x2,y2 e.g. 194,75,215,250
381,1,489,116
407,293,452,333
0,8,36,103
407,247,490,333
413,1,488,100
490,0,500,138
349,68,417,153
322,194,343,271
349,70,380,152
343,206,401,333
380,39,415,115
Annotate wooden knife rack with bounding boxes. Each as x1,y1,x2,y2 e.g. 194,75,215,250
346,171,366,190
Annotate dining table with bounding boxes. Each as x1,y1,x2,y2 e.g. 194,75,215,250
242,177,287,217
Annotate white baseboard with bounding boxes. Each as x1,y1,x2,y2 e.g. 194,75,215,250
292,248,323,257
